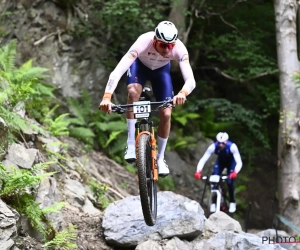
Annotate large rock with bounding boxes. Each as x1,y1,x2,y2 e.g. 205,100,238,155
0,199,20,249
103,191,205,247
3,143,38,169
205,211,243,234
192,232,285,250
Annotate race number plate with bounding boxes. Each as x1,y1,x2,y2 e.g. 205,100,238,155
133,101,151,118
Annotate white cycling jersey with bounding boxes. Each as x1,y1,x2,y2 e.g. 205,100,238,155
104,31,196,95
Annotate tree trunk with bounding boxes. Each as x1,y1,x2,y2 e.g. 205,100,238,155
275,0,300,235
168,0,189,43
168,0,190,73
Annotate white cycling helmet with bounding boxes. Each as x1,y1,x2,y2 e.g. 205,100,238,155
155,21,178,43
216,132,229,143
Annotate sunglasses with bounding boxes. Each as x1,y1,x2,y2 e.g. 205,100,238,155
157,40,176,50
218,142,226,146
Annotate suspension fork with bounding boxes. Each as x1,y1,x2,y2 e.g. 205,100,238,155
135,121,158,182
150,121,158,182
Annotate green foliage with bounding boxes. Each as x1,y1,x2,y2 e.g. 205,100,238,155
0,11,14,38
256,84,280,112
169,105,200,150
73,0,166,69
0,39,17,72
43,105,71,136
43,225,78,250
18,194,51,237
171,106,200,126
119,182,129,189
125,164,136,174
292,72,300,87
0,162,65,239
168,127,198,151
0,40,58,138
186,0,278,179
0,41,49,106
169,101,234,151
88,179,110,209
67,88,97,146
67,88,128,164
0,106,30,134
157,176,176,191
42,202,67,215
69,126,95,145
190,98,269,165
206,31,276,78
0,163,55,196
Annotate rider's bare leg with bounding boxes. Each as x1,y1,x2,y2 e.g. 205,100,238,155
126,83,142,140
126,83,142,118
124,84,142,162
157,107,172,161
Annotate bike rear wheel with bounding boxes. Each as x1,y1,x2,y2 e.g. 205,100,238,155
137,133,157,226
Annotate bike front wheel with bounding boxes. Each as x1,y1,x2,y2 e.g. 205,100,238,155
137,133,157,226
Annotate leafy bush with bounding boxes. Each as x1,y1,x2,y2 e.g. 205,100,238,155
0,162,65,239
67,88,128,163
43,105,71,136
88,179,110,209
0,40,57,138
43,225,77,250
157,176,176,191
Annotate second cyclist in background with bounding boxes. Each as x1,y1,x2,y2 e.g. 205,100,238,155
99,21,196,177
194,132,243,213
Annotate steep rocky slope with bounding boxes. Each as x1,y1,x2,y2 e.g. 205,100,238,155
0,0,279,235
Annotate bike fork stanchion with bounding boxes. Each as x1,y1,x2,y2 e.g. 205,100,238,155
201,177,209,206
272,200,278,242
212,189,221,212
245,202,252,233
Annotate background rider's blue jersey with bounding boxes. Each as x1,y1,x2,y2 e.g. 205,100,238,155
214,141,234,165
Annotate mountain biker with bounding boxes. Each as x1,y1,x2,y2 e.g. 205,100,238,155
194,132,243,213
99,21,196,177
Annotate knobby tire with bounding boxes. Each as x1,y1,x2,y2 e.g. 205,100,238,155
137,133,157,226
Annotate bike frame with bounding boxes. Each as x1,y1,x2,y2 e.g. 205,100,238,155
202,175,228,213
111,98,173,183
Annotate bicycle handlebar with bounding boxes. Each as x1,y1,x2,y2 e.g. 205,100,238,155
111,98,174,114
202,174,228,181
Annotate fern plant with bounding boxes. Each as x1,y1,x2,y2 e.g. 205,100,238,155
0,162,65,239
92,114,127,164
43,225,78,249
0,40,57,138
0,163,56,196
43,104,71,136
88,178,110,209
67,88,128,163
67,88,97,145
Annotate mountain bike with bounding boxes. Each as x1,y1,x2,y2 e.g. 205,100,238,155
200,174,229,214
111,95,173,226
